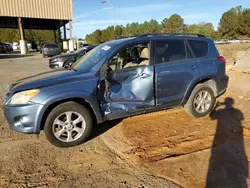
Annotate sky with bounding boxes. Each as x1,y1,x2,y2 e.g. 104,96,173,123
71,0,249,39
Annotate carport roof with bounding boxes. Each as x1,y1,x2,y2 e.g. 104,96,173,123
0,0,72,30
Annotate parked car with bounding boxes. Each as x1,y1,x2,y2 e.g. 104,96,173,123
12,42,19,50
27,43,38,51
4,43,13,52
3,33,228,147
231,38,240,43
0,42,6,53
49,45,96,69
38,42,48,53
214,39,229,44
42,43,61,57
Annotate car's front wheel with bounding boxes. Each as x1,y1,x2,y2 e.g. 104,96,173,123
184,84,215,117
44,102,93,147
64,60,74,69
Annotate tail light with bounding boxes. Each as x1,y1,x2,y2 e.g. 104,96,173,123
217,56,226,64
44,48,48,51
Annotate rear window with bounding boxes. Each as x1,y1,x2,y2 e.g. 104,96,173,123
155,39,192,64
188,40,208,58
45,44,58,48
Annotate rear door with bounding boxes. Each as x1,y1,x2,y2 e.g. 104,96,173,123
154,39,201,107
99,41,155,120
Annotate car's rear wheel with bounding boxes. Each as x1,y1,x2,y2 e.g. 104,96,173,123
44,102,93,147
184,84,215,117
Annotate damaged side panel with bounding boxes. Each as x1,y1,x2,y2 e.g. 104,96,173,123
100,66,155,120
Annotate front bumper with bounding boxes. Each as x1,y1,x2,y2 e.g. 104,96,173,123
49,61,64,69
3,103,43,134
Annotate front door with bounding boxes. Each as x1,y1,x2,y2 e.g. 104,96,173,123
154,39,201,107
99,41,155,120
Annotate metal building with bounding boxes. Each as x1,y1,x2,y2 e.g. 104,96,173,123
0,0,73,54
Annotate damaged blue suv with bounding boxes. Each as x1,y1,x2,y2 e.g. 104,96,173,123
3,34,229,147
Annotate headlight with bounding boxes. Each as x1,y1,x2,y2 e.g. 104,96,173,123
10,89,40,105
51,58,63,62
51,58,57,62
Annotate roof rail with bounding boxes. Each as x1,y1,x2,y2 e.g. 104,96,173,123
136,33,206,38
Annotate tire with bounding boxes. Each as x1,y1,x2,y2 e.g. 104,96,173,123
64,61,74,69
44,101,93,147
184,84,215,118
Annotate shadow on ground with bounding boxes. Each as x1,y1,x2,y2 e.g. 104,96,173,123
206,97,248,188
87,119,123,142
0,53,34,59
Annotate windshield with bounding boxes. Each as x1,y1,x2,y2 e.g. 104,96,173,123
75,47,88,53
72,43,113,72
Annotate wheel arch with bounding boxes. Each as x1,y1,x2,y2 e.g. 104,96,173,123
63,60,75,67
182,77,218,106
36,95,104,133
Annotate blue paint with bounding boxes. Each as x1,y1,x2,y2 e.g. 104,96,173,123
3,35,228,134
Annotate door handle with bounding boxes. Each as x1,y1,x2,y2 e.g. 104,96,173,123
191,65,197,70
140,73,149,79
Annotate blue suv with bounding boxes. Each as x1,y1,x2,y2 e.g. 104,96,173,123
3,34,229,147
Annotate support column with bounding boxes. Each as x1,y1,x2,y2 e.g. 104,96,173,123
18,17,27,54
69,21,72,40
68,21,74,52
63,22,67,40
54,30,57,43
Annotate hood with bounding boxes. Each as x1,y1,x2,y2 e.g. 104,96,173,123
51,52,77,59
9,68,96,94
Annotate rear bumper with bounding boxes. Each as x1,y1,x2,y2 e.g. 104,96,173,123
3,103,43,134
44,51,60,57
217,75,229,96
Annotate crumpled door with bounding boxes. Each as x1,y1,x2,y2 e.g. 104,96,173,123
101,65,155,119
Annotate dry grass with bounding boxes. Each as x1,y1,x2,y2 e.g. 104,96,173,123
216,43,250,64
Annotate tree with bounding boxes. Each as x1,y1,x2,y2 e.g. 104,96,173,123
0,28,56,43
186,22,215,38
218,6,242,39
239,8,250,38
0,29,19,42
148,19,161,33
85,6,250,44
161,17,168,32
162,14,184,33
115,25,123,39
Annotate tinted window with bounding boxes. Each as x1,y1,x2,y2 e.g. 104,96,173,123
155,40,187,64
45,44,58,48
188,40,208,58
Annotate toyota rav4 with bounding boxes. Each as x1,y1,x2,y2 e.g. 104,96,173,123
3,34,229,147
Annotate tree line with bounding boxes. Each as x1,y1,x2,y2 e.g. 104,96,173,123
86,6,250,45
0,29,59,43
0,6,249,44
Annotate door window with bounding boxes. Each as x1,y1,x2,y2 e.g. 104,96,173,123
107,42,150,71
188,40,208,58
155,40,192,64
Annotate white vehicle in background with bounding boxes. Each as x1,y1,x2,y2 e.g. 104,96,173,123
27,43,32,49
12,42,19,50
214,39,229,44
